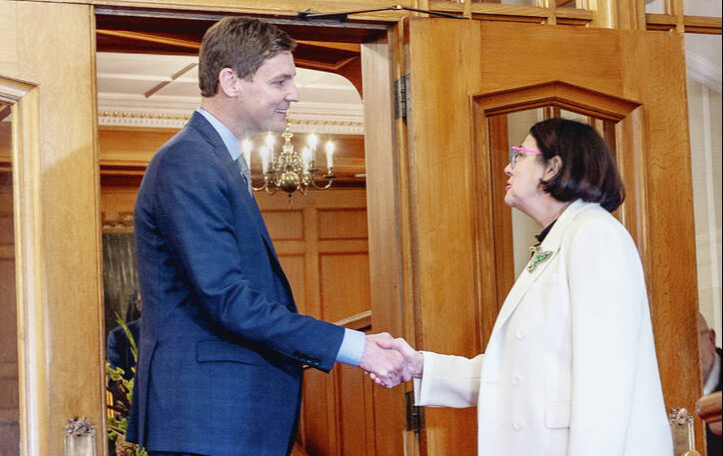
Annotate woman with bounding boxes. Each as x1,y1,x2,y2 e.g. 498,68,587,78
381,118,673,456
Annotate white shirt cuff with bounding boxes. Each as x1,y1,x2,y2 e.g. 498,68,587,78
335,328,366,366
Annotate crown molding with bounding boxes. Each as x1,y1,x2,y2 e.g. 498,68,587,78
97,99,365,134
687,51,722,95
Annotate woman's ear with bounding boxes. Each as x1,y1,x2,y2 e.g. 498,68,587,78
544,155,562,181
218,68,239,98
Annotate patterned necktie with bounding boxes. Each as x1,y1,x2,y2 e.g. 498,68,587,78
235,155,253,195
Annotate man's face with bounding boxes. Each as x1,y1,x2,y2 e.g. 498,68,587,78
698,313,717,381
234,51,299,135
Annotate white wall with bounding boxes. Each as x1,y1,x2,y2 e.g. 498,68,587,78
687,79,723,345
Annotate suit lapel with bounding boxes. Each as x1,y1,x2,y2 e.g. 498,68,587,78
187,112,281,264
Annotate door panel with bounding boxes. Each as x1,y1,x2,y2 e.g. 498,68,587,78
403,18,701,455
1,2,104,455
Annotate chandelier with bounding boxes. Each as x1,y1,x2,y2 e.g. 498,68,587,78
242,123,335,201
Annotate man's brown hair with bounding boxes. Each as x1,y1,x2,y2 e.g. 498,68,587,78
198,17,296,97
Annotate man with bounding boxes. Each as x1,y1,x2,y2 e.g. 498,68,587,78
106,290,142,380
698,312,722,455
126,17,405,456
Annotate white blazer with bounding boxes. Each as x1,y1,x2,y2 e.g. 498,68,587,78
414,200,673,456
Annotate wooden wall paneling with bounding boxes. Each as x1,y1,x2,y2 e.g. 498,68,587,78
361,30,409,456
0,2,104,455
318,204,372,455
335,364,374,456
303,203,322,321
478,22,624,96
320,252,370,322
256,189,380,456
301,368,334,455
318,208,368,239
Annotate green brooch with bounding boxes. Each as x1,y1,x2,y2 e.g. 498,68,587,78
527,246,553,272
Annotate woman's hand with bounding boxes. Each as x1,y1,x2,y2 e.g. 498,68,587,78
375,337,424,381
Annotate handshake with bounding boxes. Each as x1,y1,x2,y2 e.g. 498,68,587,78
358,333,424,389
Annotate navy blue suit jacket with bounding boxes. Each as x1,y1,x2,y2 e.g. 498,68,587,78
106,319,141,379
126,112,345,456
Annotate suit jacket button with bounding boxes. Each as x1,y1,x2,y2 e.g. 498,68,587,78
511,374,522,385
515,326,526,339
513,420,524,431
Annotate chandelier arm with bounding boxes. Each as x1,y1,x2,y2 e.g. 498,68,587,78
310,175,334,190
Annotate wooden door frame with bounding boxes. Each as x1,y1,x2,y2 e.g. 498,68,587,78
0,73,48,456
92,6,410,455
362,26,414,455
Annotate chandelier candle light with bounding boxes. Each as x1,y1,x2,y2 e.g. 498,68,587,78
242,123,335,201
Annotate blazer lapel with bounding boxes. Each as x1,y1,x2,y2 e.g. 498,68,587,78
492,199,587,332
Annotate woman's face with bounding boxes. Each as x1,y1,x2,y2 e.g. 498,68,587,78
503,134,547,213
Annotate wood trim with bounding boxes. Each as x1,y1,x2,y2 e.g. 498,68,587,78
683,15,723,35
474,80,641,120
615,107,650,275
96,28,200,49
361,33,408,456
471,111,509,348
333,310,372,331
645,13,678,32
429,1,593,25
646,14,722,34
0,75,47,456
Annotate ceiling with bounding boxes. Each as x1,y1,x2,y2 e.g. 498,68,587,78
95,8,379,133
96,6,722,132
97,52,364,134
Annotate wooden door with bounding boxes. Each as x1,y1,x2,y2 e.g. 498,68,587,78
399,18,702,455
0,2,105,455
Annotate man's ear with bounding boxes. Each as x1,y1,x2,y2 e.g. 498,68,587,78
544,155,562,181
218,68,239,98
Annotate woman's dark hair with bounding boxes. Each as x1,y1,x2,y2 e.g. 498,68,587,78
530,118,625,212
199,17,296,97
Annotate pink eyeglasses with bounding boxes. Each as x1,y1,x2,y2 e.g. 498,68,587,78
509,146,543,168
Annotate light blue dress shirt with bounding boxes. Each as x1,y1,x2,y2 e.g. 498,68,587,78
196,108,365,366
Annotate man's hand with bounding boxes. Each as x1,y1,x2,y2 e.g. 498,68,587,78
359,332,405,388
376,337,423,379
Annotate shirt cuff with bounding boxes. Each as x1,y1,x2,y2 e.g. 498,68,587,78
335,328,366,366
